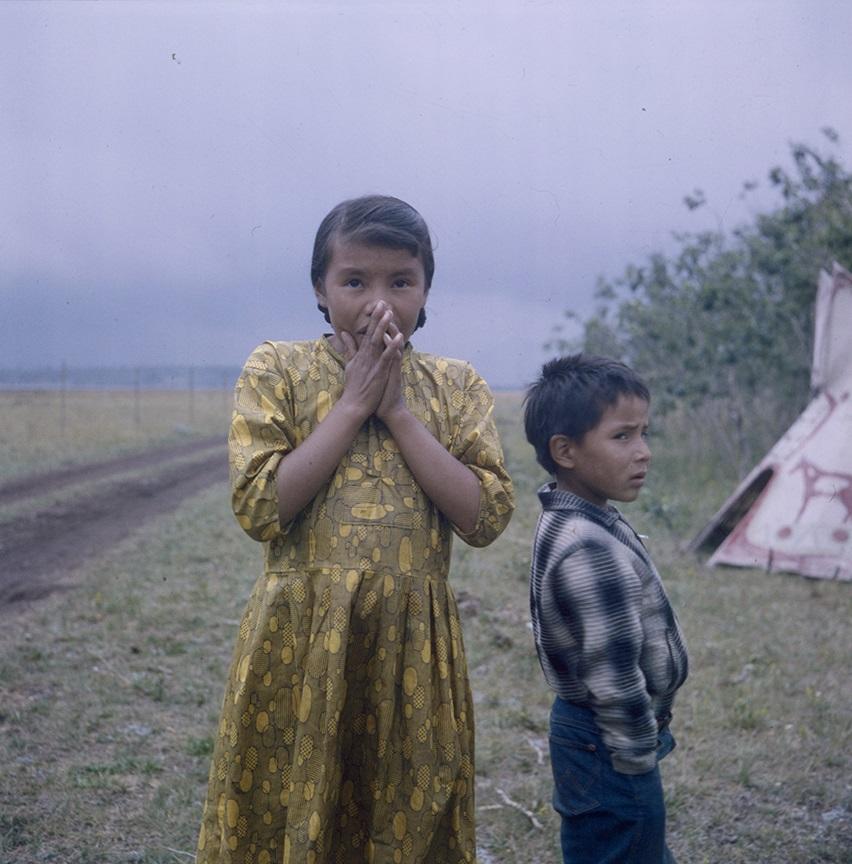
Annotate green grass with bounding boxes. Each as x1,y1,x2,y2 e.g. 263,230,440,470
0,483,252,863
0,392,850,863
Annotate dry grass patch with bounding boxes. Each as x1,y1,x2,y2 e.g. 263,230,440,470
0,389,231,482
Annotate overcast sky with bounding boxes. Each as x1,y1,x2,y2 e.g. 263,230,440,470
2,0,851,387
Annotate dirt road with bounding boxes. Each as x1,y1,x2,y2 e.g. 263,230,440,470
0,437,227,607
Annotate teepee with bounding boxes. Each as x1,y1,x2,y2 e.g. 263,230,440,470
691,262,852,581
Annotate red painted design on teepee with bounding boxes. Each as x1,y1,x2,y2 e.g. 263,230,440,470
790,457,852,524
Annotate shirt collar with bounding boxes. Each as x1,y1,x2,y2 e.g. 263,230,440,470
537,481,621,527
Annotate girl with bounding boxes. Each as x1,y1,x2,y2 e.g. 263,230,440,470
197,195,514,864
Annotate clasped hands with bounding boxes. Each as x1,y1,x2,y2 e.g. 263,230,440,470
337,301,408,424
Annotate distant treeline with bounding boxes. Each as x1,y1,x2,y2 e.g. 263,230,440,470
0,365,243,391
552,130,852,472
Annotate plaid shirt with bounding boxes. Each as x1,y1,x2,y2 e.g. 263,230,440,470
530,484,688,774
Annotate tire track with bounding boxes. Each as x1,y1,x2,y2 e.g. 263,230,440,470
0,443,228,608
0,435,223,503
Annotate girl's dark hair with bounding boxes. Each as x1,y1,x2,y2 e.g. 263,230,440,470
524,354,650,475
311,194,435,287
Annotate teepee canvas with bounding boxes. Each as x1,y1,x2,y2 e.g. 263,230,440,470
691,262,852,581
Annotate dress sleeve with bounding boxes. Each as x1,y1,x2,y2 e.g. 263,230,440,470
448,366,514,547
229,343,297,542
552,541,659,774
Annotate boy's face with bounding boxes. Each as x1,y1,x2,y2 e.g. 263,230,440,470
552,394,651,508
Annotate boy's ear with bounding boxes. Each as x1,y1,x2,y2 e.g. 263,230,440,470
549,434,577,470
313,281,327,305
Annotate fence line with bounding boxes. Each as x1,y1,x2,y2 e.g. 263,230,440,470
0,365,241,393
0,365,240,430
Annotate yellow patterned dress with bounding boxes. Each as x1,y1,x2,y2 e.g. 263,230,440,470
197,338,514,864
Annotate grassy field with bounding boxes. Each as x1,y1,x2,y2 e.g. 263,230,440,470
1,392,850,863
0,390,231,482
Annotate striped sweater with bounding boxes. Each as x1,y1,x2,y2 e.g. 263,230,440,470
530,484,688,774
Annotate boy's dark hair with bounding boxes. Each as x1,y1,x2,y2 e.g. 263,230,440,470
524,354,650,475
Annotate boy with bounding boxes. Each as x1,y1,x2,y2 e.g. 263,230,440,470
524,355,688,864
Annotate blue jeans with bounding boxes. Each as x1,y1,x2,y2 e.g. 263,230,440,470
549,698,676,864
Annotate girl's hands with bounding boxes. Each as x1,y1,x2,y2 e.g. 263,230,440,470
376,320,406,422
337,301,404,422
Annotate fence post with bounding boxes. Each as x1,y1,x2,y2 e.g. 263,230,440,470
134,367,141,430
60,360,67,437
188,366,195,426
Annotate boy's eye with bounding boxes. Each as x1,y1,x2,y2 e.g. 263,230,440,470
346,278,362,289
392,278,410,289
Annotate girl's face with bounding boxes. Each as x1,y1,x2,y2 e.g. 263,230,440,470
315,238,428,348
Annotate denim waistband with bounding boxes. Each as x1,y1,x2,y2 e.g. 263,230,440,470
550,697,600,735
551,696,677,762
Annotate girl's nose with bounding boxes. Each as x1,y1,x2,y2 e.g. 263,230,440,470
370,296,392,318
372,294,397,317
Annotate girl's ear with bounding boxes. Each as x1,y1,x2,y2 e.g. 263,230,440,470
314,282,332,325
549,434,576,470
